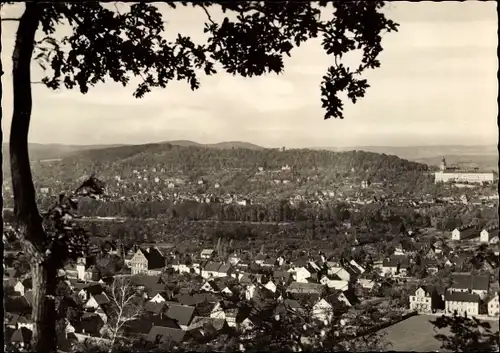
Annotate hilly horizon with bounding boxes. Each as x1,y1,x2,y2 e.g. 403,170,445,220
2,140,497,170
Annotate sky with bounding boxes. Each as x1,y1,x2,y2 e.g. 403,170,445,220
1,2,498,148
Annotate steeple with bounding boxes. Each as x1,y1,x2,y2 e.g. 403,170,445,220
440,157,447,172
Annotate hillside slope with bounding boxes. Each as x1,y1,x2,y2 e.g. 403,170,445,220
26,143,428,189
2,143,124,162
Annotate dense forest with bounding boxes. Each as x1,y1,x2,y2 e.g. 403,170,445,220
62,143,428,172
22,144,427,184
1,144,432,197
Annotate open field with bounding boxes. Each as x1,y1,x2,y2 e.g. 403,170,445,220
381,314,499,352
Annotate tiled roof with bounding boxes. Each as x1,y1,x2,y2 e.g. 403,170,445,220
188,316,226,331
124,315,155,335
445,291,480,303
147,326,185,344
4,313,20,326
145,301,167,315
286,281,323,294
451,273,489,291
204,262,222,272
151,314,181,329
92,293,110,306
217,264,231,273
75,314,104,336
145,248,166,270
4,296,31,314
130,274,165,288
84,284,104,296
383,255,410,268
24,290,33,307
165,304,195,326
21,278,32,289
255,254,267,261
10,327,32,343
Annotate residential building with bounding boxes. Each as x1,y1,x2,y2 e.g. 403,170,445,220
451,225,478,241
254,254,267,266
228,253,241,266
480,227,499,243
422,258,439,275
488,293,499,317
263,279,277,293
201,262,223,279
444,292,480,317
130,248,165,275
312,295,338,323
409,286,444,313
381,255,410,277
448,273,489,299
164,304,195,331
288,266,311,283
286,282,324,300
273,271,292,285
319,275,349,291
349,259,365,274
200,249,215,259
326,264,351,281
13,279,32,296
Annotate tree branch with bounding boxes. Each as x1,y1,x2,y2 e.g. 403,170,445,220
200,4,215,25
1,17,21,21
113,3,121,16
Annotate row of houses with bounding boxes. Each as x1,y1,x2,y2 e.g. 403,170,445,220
409,273,499,317
451,225,499,243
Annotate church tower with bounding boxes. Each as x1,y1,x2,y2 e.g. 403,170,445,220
440,157,447,172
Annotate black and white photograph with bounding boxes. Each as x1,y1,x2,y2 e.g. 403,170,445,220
1,1,499,352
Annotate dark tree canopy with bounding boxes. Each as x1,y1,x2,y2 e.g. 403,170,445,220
33,1,398,119
430,314,500,352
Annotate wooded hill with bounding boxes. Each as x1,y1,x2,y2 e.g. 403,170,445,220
26,143,429,188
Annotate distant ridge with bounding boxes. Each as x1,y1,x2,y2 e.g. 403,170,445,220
163,140,264,150
2,141,496,168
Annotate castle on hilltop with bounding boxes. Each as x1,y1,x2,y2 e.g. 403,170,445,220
434,157,494,184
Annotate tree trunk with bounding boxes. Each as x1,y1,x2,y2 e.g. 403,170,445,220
10,4,57,352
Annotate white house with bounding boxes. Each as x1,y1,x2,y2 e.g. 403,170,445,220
244,284,257,300
76,257,87,281
85,293,110,310
312,296,337,323
445,292,480,317
326,265,351,281
263,280,277,293
349,259,365,274
201,262,222,279
14,280,30,296
149,293,167,303
409,286,439,313
200,249,215,259
228,253,241,266
488,293,499,317
451,226,478,241
201,280,221,293
319,275,349,291
480,227,499,243
357,278,375,290
288,266,311,283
